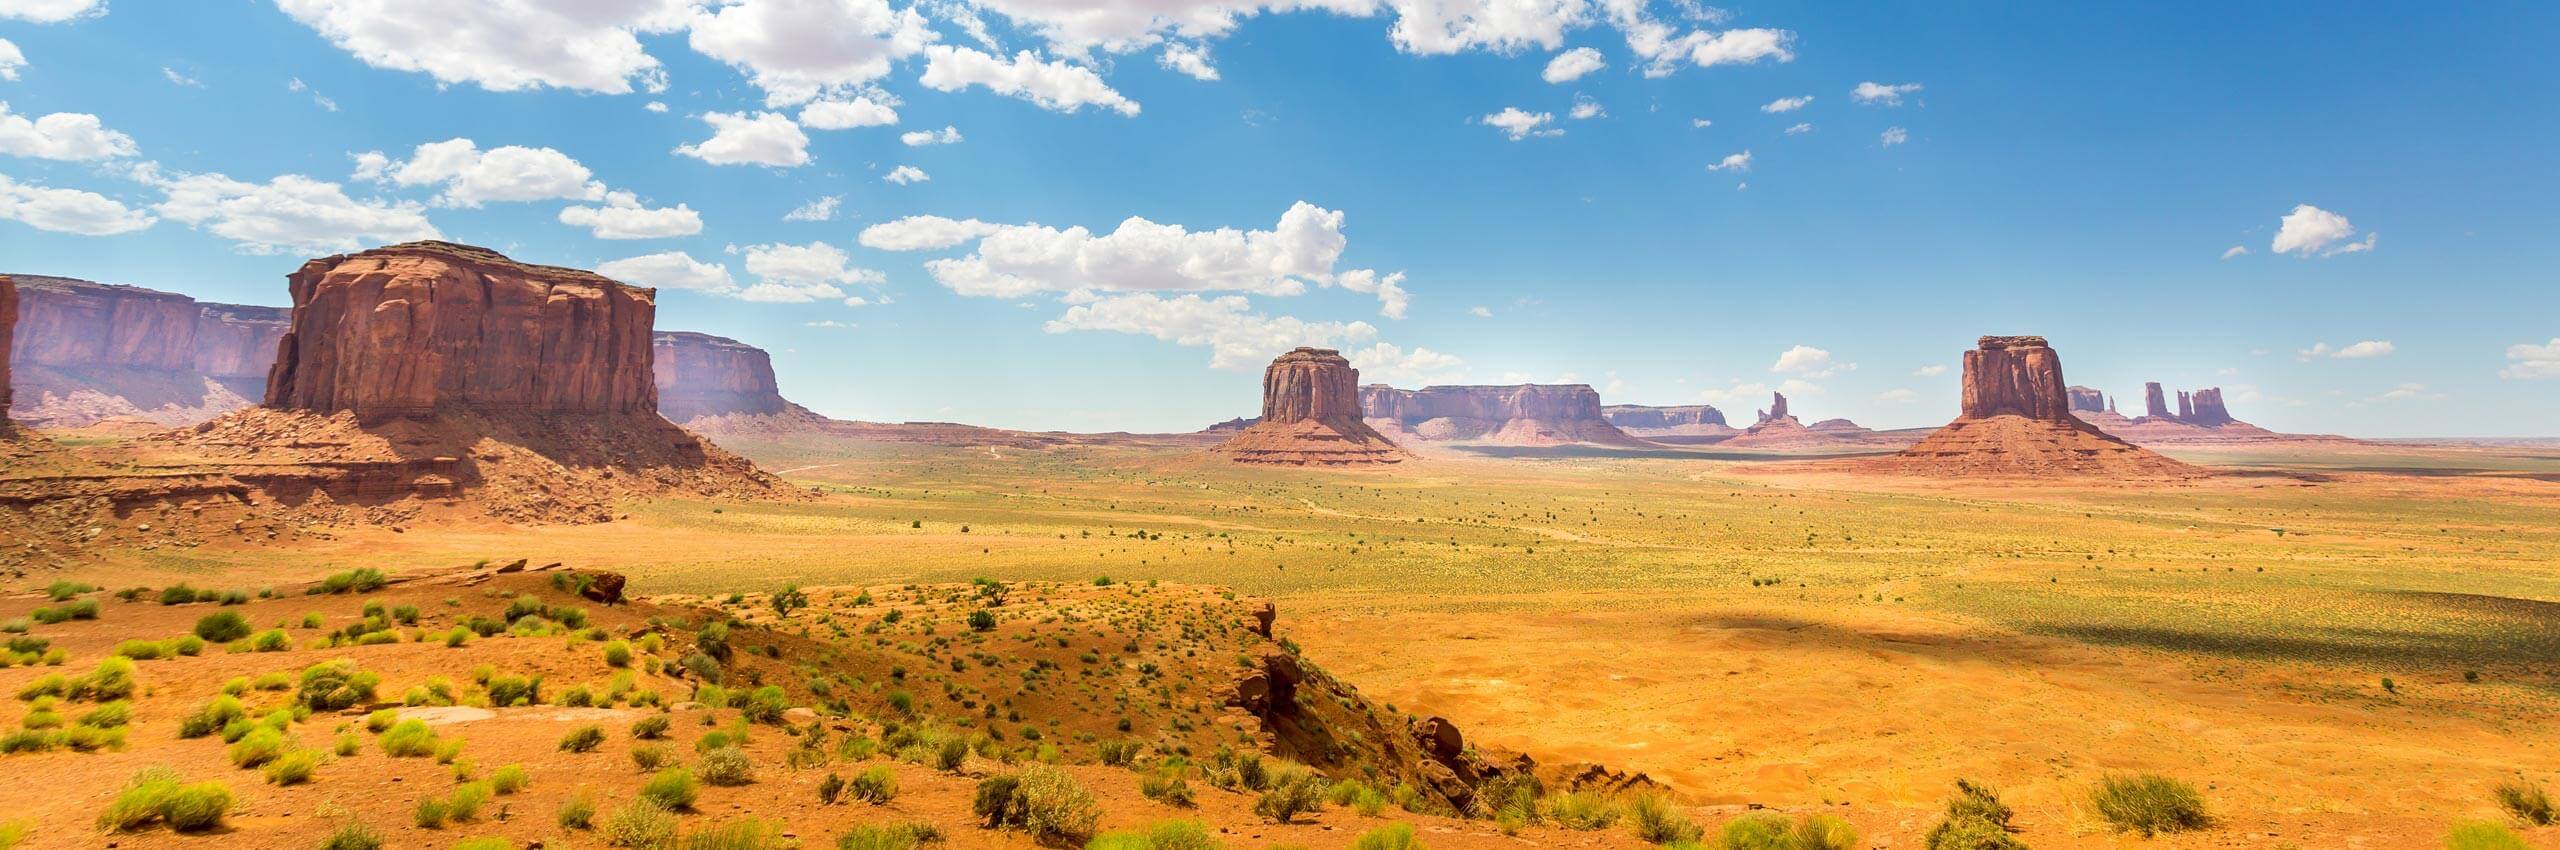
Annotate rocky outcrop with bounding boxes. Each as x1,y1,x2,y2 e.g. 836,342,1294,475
5,275,291,427
653,331,801,423
1602,404,1727,429
265,241,656,418
2142,382,2171,420
0,276,14,417
1213,348,1404,465
1758,392,1794,426
2187,388,2233,427
1360,383,1647,447
1876,336,2196,477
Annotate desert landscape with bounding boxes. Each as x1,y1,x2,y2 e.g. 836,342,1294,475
4,4,2557,850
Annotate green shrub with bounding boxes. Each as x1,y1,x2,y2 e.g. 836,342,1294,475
486,674,542,707
605,641,634,667
605,798,679,848
451,839,512,850
252,629,293,652
78,699,131,728
643,767,701,810
1351,823,1422,850
1142,771,1195,807
380,719,439,757
46,580,93,601
297,659,378,710
264,748,326,785
1254,769,1326,824
935,737,970,772
178,695,245,738
1925,779,2024,850
490,764,529,794
560,725,608,753
319,821,384,850
446,782,492,822
849,765,898,804
632,715,672,739
633,744,674,771
317,568,388,594
700,746,756,786
1016,764,1100,843
1714,813,1856,850
2447,820,2530,850
227,726,288,768
195,611,254,643
559,791,598,829
413,797,450,829
2495,781,2554,826
678,818,789,850
97,769,232,834
2090,773,2208,837
1627,794,1701,845
160,585,201,605
157,781,233,832
72,656,136,701
1546,791,1617,830
835,823,944,850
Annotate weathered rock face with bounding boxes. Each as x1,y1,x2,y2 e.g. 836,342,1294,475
0,276,15,416
1602,404,1727,429
652,331,794,423
6,275,291,427
265,242,657,418
2143,382,2171,420
1213,348,1404,465
1759,392,1793,425
1879,335,2196,477
2066,385,2107,414
1360,383,1646,446
2186,387,2234,427
1960,335,2073,421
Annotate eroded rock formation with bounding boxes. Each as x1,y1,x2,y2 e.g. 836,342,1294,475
5,275,290,427
2066,385,2107,414
1213,348,1404,465
0,276,14,416
1602,404,1727,429
653,331,799,423
1360,383,1646,446
2143,382,2171,420
265,242,656,418
1878,336,2196,477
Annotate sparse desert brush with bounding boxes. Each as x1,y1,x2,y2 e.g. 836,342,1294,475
2495,780,2553,825
1141,770,1196,807
319,821,384,850
227,725,288,768
848,765,897,804
195,610,253,643
490,764,530,794
678,817,789,850
297,659,378,710
605,797,680,848
1254,768,1327,824
633,744,674,771
97,767,231,834
1547,791,1618,830
561,724,608,753
2089,773,2207,837
1626,794,1701,845
71,656,136,701
2446,820,2530,850
252,629,292,652
445,781,493,822
643,767,701,810
263,747,326,785
380,719,439,757
316,568,388,595
559,791,598,829
835,822,943,850
700,746,756,786
1351,823,1423,850
450,838,512,850
1926,779,2024,850
1715,812,1857,850
632,714,672,739
1015,763,1101,842
605,640,634,667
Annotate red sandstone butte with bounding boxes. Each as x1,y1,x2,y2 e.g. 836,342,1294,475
1359,383,1647,446
265,241,656,418
0,276,16,416
1214,347,1405,465
1880,335,2196,477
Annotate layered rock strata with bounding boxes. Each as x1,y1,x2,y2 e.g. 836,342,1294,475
1360,383,1647,446
1213,348,1405,465
1879,336,2196,477
6,275,290,427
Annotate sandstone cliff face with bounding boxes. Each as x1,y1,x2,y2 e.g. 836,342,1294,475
1214,348,1403,465
2066,385,2107,414
6,275,291,427
2143,382,2171,420
1602,404,1727,429
1880,336,2194,477
2187,388,2233,427
0,276,14,416
265,242,657,418
1361,383,1646,446
653,331,797,423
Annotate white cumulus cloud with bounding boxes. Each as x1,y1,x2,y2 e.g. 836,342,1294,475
1851,81,1920,105
0,39,22,81
2271,203,2375,257
277,0,686,94
883,164,929,184
798,95,900,129
1348,341,1465,384
739,239,883,303
1879,126,1906,146
900,125,963,146
1160,42,1219,80
0,173,154,235
1542,46,1605,83
2502,338,2560,380
1706,150,1750,171
2297,340,2395,360
1480,107,1558,140
685,0,937,106
1759,95,1811,113
377,137,604,207
1,0,105,24
1771,344,1851,378
919,45,1139,116
0,101,138,160
1043,292,1379,370
558,190,701,239
783,195,841,222
858,214,1000,250
675,111,810,167
149,168,440,255
2220,245,2248,260
598,250,737,293
1569,94,1605,120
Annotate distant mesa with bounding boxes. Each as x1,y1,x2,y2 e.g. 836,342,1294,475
653,330,805,423
2070,380,2344,445
1603,403,1736,444
1213,347,1405,465
0,276,16,425
1876,335,2197,477
1360,382,1648,447
1713,391,1913,450
4,274,289,428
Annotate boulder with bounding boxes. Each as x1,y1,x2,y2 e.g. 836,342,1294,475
265,241,657,418
1212,348,1405,465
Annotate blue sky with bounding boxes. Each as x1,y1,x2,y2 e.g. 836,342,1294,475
1,1,2553,437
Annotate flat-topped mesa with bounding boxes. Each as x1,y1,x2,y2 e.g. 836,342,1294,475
652,331,794,423
1960,335,2072,421
4,274,291,427
1877,334,2198,478
1360,383,1646,446
264,241,657,418
2066,385,2107,414
1602,403,1727,429
1213,347,1404,465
